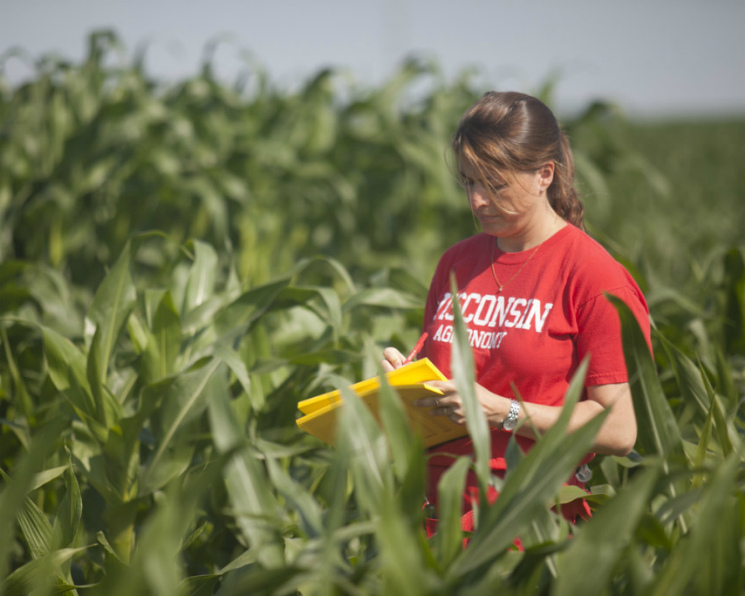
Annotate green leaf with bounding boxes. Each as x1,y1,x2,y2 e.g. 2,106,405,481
554,466,659,596
659,333,710,415
1,327,34,421
608,296,687,468
87,325,126,429
0,420,66,582
96,458,227,596
449,273,491,487
336,384,391,516
223,448,285,568
206,368,285,567
650,454,740,596
52,453,82,549
342,287,421,312
182,240,218,315
140,358,222,495
265,456,324,539
697,358,739,457
28,465,68,492
2,546,90,596
376,370,418,481
271,285,343,340
692,401,715,490
713,347,739,412
448,360,604,577
722,246,745,354
216,566,306,596
16,493,53,560
179,574,221,596
213,278,292,341
207,365,243,455
376,373,427,521
435,457,471,568
42,326,95,417
143,291,182,382
85,238,137,386
377,491,431,596
214,344,256,410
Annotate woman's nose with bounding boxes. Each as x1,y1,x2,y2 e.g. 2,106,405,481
468,184,490,209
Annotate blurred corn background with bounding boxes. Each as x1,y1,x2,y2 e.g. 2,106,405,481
0,31,744,595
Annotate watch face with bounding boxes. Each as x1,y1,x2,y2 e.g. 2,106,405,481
502,417,517,431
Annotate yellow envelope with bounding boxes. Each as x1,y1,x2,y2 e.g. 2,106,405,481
296,358,468,448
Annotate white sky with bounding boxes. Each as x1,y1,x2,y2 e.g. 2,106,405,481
2,0,744,118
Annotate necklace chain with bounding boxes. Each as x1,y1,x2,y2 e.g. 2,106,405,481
490,238,542,293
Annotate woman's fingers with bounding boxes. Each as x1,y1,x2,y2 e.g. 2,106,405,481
414,382,464,423
414,395,443,408
381,347,406,371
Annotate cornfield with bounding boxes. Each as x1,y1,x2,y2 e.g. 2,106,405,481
1,31,744,595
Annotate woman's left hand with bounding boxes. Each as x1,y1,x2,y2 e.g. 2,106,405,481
414,380,504,426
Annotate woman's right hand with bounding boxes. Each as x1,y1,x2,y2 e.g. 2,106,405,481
381,347,406,372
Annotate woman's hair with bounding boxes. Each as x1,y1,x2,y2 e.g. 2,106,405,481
452,91,585,230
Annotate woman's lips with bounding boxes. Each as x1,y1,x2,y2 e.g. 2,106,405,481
477,213,500,223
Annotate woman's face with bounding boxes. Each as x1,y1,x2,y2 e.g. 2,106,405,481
459,159,553,242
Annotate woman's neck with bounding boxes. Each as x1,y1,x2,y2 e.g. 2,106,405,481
496,210,566,253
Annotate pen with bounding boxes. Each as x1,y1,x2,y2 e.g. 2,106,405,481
403,332,429,365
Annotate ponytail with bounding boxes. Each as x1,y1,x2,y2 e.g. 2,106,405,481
548,132,585,231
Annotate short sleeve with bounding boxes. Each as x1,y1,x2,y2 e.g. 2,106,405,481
576,285,651,387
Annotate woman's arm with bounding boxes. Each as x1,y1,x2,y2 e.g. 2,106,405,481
416,380,637,457
381,348,637,456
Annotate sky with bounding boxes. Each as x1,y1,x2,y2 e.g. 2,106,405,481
2,0,744,119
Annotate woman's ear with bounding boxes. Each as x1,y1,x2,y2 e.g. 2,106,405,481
538,162,555,191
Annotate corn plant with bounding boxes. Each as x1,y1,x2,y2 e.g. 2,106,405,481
0,232,743,594
2,28,745,596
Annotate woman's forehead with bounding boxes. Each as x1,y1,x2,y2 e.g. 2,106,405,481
458,158,509,182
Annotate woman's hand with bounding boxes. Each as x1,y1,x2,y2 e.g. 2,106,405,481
413,381,507,426
380,347,406,372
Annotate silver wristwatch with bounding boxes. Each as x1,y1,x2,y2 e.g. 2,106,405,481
501,399,520,431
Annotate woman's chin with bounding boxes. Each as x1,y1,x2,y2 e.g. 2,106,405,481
479,219,507,235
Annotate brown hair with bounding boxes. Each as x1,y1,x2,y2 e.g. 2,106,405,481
452,91,585,230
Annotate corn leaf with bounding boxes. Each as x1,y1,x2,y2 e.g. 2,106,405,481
554,466,659,596
16,494,53,560
448,360,604,577
608,296,686,466
42,326,95,417
336,384,391,516
208,370,285,567
435,456,471,568
140,358,222,495
143,290,182,382
183,240,219,315
52,453,83,549
650,454,741,596
0,420,66,584
448,274,491,488
2,546,89,596
85,238,137,386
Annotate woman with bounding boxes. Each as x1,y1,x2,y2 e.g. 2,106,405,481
382,91,651,532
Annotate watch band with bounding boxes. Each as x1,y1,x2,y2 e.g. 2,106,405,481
501,399,520,431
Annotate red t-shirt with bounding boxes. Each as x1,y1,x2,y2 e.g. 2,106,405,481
420,224,651,472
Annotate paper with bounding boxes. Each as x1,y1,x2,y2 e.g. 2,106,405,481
296,358,469,448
